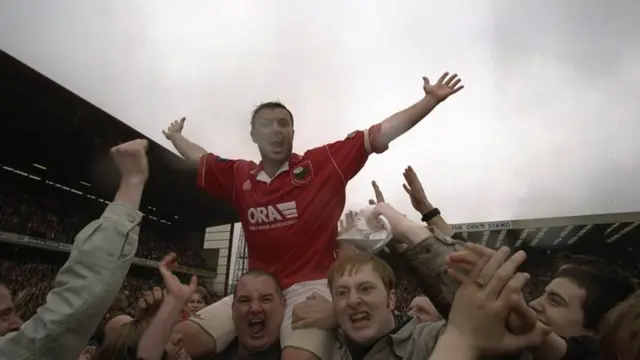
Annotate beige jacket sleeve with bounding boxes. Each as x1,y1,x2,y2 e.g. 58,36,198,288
0,203,142,360
401,225,464,318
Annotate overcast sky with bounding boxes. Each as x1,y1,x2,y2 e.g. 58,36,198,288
1,0,638,224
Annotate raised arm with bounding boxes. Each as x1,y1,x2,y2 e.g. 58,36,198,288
401,166,454,237
368,202,463,318
137,253,197,360
372,72,464,151
163,117,208,165
0,139,149,360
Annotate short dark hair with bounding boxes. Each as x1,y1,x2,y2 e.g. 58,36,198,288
233,270,283,299
554,256,637,331
250,101,294,129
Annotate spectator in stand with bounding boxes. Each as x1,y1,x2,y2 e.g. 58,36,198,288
13,284,51,321
407,295,442,323
599,290,640,360
0,139,148,360
1,175,210,270
180,287,212,321
448,243,638,360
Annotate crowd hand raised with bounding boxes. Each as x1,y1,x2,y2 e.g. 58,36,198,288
423,72,464,102
291,292,336,330
368,180,385,205
365,180,429,248
368,202,428,248
336,210,360,256
135,286,164,320
162,117,186,141
338,210,358,235
447,243,541,336
446,247,550,355
110,139,149,183
159,252,198,305
77,345,97,360
402,166,432,214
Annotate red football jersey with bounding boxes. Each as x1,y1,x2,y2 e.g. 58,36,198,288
197,127,384,289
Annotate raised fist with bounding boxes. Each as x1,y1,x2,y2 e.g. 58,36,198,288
110,139,149,183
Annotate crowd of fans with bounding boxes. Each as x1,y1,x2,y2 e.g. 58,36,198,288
0,176,210,269
2,163,640,359
0,243,219,319
3,163,640,360
1,89,639,360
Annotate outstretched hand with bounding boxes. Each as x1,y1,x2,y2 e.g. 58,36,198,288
162,117,186,140
423,72,464,102
159,253,198,304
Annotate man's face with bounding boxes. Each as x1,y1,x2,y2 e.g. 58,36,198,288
0,285,22,336
232,276,284,353
250,107,294,163
332,264,396,345
407,295,442,323
529,277,589,338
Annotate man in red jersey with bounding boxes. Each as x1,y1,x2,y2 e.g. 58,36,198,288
166,72,464,360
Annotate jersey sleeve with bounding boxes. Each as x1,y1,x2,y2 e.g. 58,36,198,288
197,153,240,204
324,124,388,183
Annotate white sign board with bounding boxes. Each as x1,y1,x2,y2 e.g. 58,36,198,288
451,221,513,233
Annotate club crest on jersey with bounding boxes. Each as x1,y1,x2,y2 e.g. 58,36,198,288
291,161,313,186
242,180,251,191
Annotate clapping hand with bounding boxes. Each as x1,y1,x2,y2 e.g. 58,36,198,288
77,346,97,360
447,243,541,336
423,72,464,102
135,286,164,320
445,247,550,355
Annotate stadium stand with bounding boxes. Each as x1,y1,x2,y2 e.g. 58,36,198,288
0,49,237,319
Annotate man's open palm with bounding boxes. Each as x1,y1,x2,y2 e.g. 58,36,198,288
162,117,186,140
402,166,430,214
423,72,464,101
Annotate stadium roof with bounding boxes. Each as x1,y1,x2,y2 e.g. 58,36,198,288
452,211,640,254
0,49,238,228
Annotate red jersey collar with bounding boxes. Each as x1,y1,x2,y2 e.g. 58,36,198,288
252,153,302,182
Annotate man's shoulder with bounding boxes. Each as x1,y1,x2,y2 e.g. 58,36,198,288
215,157,257,176
389,319,446,358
